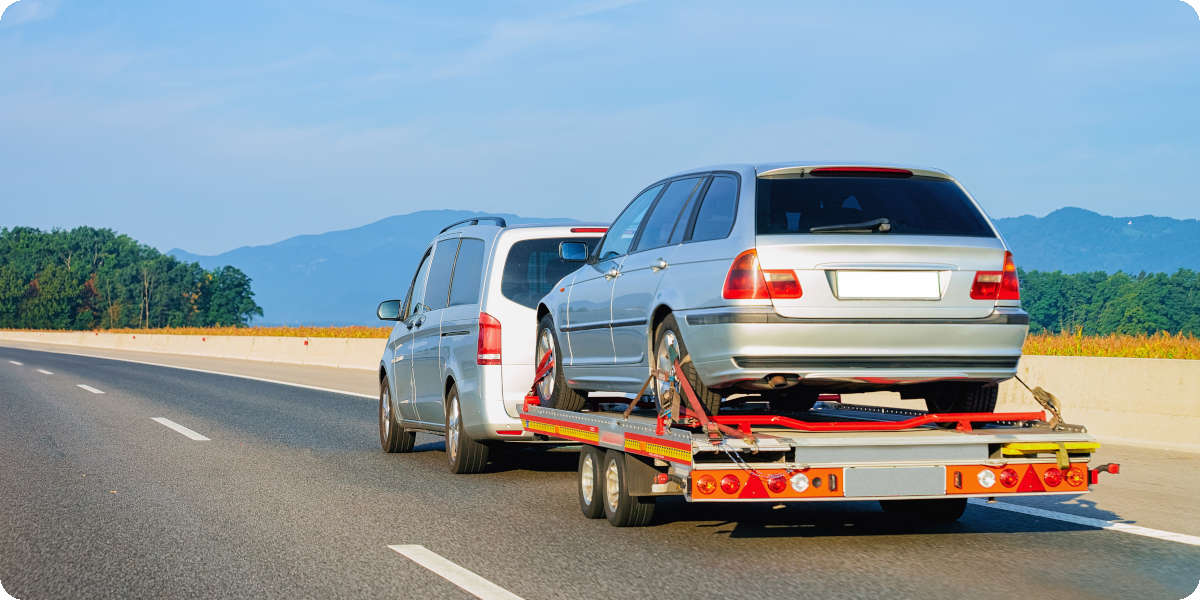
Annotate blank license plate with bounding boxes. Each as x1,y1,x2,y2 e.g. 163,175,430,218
836,271,941,299
843,466,946,497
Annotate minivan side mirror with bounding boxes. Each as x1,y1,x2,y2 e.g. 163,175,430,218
559,241,590,262
377,299,403,321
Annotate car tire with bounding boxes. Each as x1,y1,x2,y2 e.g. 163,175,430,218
380,377,415,453
879,498,968,522
654,314,721,416
601,450,655,527
578,446,605,519
446,384,490,474
535,313,588,411
924,382,998,413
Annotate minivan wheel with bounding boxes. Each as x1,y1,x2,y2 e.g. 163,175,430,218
379,378,415,453
535,313,588,411
446,384,490,474
924,383,998,414
654,314,721,416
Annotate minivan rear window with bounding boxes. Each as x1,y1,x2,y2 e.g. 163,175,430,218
755,175,994,237
502,237,600,308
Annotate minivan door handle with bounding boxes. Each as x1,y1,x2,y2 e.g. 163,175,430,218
651,258,668,272
604,268,621,279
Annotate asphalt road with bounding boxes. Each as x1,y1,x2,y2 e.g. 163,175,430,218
1,345,1198,600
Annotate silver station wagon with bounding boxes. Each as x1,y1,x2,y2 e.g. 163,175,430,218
533,163,1028,415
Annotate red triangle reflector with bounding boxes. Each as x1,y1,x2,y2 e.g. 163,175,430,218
1017,465,1045,492
739,475,769,499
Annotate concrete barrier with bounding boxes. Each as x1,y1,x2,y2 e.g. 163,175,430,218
1,330,1196,451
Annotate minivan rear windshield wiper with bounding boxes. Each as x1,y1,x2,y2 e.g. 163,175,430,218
808,217,892,233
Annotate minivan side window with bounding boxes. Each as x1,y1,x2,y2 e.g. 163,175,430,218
423,239,460,311
689,174,738,242
448,238,485,306
633,177,705,253
596,183,663,261
403,250,433,320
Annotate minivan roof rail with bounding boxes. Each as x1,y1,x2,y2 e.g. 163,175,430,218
439,216,508,234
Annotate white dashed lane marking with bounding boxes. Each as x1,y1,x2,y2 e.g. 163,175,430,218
150,417,210,441
389,545,523,600
8,360,22,365
971,499,1200,546
76,384,105,394
36,369,53,375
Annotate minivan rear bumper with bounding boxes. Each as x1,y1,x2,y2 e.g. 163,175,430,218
678,306,1028,389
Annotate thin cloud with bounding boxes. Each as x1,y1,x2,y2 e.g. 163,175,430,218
0,0,21,22
1182,0,1200,20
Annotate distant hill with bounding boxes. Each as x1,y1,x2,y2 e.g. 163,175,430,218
993,207,1200,274
169,210,578,325
171,206,1199,325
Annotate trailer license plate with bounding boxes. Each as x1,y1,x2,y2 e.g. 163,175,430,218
836,270,941,299
843,466,946,497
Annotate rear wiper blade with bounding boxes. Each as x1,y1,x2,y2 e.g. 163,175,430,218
809,217,892,233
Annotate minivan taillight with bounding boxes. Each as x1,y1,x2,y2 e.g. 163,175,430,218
477,312,502,365
970,251,1020,301
722,250,802,300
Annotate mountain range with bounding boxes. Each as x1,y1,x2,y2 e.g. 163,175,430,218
169,207,1200,325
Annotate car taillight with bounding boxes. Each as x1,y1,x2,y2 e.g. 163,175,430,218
970,251,1020,301
477,312,502,365
723,250,801,300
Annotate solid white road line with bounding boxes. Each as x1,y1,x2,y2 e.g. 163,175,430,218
36,368,54,375
388,545,523,600
150,417,211,441
76,384,105,394
970,499,1200,546
8,360,22,365
0,347,374,399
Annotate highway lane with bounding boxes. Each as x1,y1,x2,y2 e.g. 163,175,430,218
1,345,1198,599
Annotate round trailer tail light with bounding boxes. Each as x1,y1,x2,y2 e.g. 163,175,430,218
1065,468,1085,487
790,473,810,493
696,475,717,495
766,475,788,494
977,469,996,488
998,468,1019,488
1043,467,1063,487
720,474,741,494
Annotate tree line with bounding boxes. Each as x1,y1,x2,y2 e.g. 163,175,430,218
1021,269,1199,335
0,227,263,329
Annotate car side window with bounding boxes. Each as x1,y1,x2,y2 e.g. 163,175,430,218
689,174,738,242
448,238,485,306
403,250,433,320
633,177,705,253
596,183,663,261
423,239,460,311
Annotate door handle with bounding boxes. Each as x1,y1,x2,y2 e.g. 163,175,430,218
651,258,669,272
604,268,621,279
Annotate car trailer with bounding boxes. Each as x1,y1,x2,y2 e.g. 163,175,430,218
520,353,1120,527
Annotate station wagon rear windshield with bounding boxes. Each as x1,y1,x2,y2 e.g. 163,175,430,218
755,175,995,237
502,237,600,308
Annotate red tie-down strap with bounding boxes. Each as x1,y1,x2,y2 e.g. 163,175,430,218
524,350,555,412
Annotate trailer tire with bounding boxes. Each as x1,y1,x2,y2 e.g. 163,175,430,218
602,450,656,527
536,314,589,411
654,314,721,416
446,384,490,474
578,446,605,519
380,378,416,453
924,383,998,414
879,498,967,522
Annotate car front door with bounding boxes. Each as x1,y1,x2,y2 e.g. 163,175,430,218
394,249,433,422
411,237,459,425
564,183,663,369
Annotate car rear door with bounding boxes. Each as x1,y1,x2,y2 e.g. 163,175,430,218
411,237,458,424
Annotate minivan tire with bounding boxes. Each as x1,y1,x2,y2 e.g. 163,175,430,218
446,384,490,474
654,314,721,416
535,313,589,411
924,382,998,413
380,378,416,453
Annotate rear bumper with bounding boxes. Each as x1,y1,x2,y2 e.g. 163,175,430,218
678,306,1027,389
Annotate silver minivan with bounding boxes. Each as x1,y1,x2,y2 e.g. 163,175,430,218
376,217,603,473
534,163,1028,415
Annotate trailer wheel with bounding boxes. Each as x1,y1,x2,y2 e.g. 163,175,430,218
536,314,589,411
602,450,656,527
924,383,998,413
879,498,967,522
380,378,415,453
654,314,721,416
577,446,605,519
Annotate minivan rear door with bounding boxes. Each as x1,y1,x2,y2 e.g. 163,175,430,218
753,168,1007,320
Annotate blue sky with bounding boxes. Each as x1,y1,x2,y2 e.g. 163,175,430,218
1,1,1198,255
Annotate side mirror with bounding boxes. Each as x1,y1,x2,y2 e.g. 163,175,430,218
559,241,590,262
376,299,403,321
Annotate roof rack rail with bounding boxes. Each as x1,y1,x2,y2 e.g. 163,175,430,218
439,216,507,234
